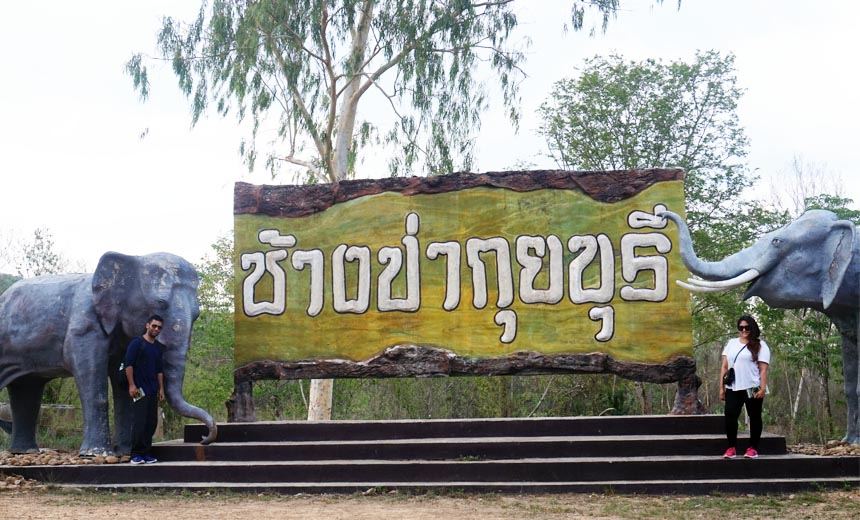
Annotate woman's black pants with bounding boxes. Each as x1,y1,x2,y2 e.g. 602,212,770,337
724,389,764,449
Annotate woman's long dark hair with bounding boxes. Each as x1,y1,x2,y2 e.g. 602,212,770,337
738,315,762,361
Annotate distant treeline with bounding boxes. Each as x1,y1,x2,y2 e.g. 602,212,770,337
0,273,21,295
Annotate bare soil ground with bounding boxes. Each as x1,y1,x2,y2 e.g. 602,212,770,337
1,487,859,519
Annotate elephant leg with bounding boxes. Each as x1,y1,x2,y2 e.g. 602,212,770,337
110,375,133,455
71,359,113,457
6,378,48,454
840,336,859,445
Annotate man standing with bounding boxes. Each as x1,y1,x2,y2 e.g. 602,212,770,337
124,314,166,464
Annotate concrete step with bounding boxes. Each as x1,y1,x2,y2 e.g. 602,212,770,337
184,415,726,443
6,455,858,486
153,433,788,462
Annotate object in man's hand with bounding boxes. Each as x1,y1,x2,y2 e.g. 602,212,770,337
133,388,145,402
746,386,761,398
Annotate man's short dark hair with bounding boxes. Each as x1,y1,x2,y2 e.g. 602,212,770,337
147,314,164,324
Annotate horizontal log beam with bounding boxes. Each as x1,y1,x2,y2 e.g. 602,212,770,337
234,168,685,217
234,345,696,385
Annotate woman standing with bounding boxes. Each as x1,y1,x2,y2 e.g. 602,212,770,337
719,315,770,459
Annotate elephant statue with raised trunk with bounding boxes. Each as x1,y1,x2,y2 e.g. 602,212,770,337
0,252,217,455
661,209,859,444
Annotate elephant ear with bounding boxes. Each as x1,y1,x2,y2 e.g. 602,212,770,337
822,220,857,309
92,252,137,335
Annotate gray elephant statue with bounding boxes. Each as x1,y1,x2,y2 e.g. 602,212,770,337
0,252,217,456
661,209,859,444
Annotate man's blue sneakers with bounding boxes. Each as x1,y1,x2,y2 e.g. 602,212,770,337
130,456,145,464
143,455,158,464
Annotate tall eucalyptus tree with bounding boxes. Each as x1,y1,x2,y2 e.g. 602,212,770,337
127,1,644,182
128,0,636,419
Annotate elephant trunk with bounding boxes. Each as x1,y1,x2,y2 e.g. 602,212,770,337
163,353,217,444
661,210,760,280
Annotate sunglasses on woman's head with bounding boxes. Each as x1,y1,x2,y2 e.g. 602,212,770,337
738,325,751,331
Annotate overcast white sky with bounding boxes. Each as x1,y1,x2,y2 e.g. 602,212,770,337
1,1,858,273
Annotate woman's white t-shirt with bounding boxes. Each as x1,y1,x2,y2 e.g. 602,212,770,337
722,337,771,391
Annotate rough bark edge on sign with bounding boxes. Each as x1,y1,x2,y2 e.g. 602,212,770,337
234,168,685,218
231,346,704,415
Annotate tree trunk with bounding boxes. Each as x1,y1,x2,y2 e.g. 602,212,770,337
634,381,653,414
307,379,334,421
792,367,807,421
822,372,834,436
226,381,257,423
332,0,375,180
498,378,513,418
671,373,706,415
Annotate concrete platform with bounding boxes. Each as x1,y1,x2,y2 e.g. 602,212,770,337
2,415,857,494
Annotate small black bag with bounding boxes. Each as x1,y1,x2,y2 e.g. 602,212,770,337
117,344,145,391
118,361,130,391
723,345,746,387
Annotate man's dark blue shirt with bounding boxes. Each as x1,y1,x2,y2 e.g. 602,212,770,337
125,337,164,396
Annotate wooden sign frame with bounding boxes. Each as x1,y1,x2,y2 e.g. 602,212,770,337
232,170,700,414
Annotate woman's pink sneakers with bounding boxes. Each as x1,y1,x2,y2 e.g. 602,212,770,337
744,447,759,458
723,447,759,458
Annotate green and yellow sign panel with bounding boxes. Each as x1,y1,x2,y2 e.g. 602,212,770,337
234,169,692,378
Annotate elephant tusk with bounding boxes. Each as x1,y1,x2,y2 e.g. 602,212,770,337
677,280,730,293
685,269,760,288
677,269,760,293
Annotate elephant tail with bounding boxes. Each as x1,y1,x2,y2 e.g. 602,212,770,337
0,418,10,434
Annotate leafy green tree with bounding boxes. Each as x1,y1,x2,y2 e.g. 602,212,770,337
764,307,842,437
127,1,642,183
16,228,70,278
196,234,235,313
539,51,752,237
805,194,860,223
0,273,20,295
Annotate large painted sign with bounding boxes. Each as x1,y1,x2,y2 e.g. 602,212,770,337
233,169,693,382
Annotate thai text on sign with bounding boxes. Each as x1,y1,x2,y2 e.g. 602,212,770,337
233,170,692,371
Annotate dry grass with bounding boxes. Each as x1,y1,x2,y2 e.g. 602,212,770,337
1,487,858,519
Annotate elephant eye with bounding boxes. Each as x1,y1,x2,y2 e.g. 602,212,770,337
156,298,169,309
771,238,782,246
